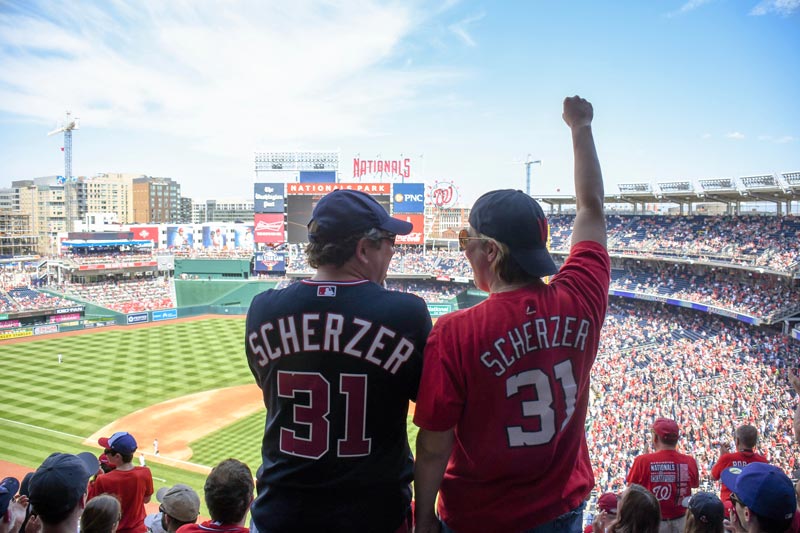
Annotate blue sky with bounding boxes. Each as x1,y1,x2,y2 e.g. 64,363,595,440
0,0,798,205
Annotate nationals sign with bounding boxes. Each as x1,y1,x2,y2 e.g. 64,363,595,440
428,180,460,208
353,157,411,180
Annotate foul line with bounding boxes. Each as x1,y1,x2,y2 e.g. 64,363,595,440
0,417,85,440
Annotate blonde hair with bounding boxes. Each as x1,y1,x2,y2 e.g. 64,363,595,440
476,232,538,284
80,494,121,533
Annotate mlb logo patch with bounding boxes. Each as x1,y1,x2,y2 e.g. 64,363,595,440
317,286,337,297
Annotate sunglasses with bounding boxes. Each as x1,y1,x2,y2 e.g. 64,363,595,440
458,228,484,251
380,233,397,247
730,493,744,508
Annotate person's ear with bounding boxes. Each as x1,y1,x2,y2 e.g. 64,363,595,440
484,240,499,262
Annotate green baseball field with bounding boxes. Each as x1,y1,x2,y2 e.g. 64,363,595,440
0,316,421,513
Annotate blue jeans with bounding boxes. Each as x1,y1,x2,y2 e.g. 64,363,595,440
440,501,586,533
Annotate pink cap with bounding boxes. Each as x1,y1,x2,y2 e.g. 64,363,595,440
653,417,680,439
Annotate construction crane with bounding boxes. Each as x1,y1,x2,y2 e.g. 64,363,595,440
524,154,541,196
47,111,79,182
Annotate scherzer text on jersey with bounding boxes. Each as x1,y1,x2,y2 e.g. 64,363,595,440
481,316,592,377
248,313,416,374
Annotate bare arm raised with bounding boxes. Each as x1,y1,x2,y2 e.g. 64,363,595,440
563,96,606,248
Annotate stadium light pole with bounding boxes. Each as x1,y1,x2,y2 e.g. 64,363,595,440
525,155,542,196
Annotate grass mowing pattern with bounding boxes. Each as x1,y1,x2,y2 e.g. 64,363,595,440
1,319,250,436
1,316,421,503
190,411,264,473
191,410,420,473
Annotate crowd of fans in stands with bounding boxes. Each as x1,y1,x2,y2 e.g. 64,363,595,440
588,299,800,497
55,277,175,313
611,261,800,319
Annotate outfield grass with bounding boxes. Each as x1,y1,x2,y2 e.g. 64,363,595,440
0,316,421,504
0,318,251,502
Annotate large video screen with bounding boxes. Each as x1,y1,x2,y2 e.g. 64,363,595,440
286,193,390,243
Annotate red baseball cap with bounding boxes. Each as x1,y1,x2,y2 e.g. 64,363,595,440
597,492,619,513
652,418,680,439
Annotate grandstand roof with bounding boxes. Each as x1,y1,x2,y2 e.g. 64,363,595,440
534,173,800,210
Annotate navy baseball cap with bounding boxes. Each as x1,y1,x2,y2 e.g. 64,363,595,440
469,189,557,278
1,477,20,516
721,463,796,521
98,431,138,454
689,492,724,524
307,189,412,242
29,452,99,519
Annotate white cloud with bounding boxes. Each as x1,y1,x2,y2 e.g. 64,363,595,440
0,0,460,156
726,132,745,139
701,133,712,139
448,12,485,47
775,135,796,143
750,0,800,15
666,0,714,17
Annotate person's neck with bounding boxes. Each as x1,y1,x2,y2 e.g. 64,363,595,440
41,515,80,533
312,264,370,283
116,461,134,471
489,280,534,293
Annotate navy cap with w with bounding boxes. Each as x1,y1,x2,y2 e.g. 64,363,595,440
469,189,557,278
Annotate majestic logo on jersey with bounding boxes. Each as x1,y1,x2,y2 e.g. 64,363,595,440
317,286,337,297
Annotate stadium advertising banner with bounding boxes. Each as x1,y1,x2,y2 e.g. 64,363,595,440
234,225,255,248
34,324,58,335
255,251,287,273
287,182,391,195
394,214,425,245
427,303,452,317
131,226,159,244
166,226,194,248
0,328,33,340
202,226,228,249
254,214,285,244
254,183,285,213
127,312,149,325
392,183,425,214
286,183,391,243
152,309,178,322
299,171,336,183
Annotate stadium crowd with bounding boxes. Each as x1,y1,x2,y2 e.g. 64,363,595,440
549,214,800,273
55,277,175,313
588,299,800,497
610,261,800,319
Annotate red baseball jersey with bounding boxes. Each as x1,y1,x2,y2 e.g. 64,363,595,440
626,449,700,520
711,450,768,503
414,241,610,532
88,466,153,533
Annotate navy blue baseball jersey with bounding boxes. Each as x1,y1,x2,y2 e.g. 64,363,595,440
246,279,431,533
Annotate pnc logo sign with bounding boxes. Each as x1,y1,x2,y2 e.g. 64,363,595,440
394,193,424,203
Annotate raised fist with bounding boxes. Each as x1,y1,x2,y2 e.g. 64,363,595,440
563,95,594,129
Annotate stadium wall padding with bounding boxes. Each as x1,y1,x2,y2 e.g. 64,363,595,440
175,279,278,309
174,258,252,279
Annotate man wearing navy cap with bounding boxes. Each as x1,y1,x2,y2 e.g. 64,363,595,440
89,431,153,533
414,96,610,533
721,462,796,533
28,452,99,533
245,189,432,533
